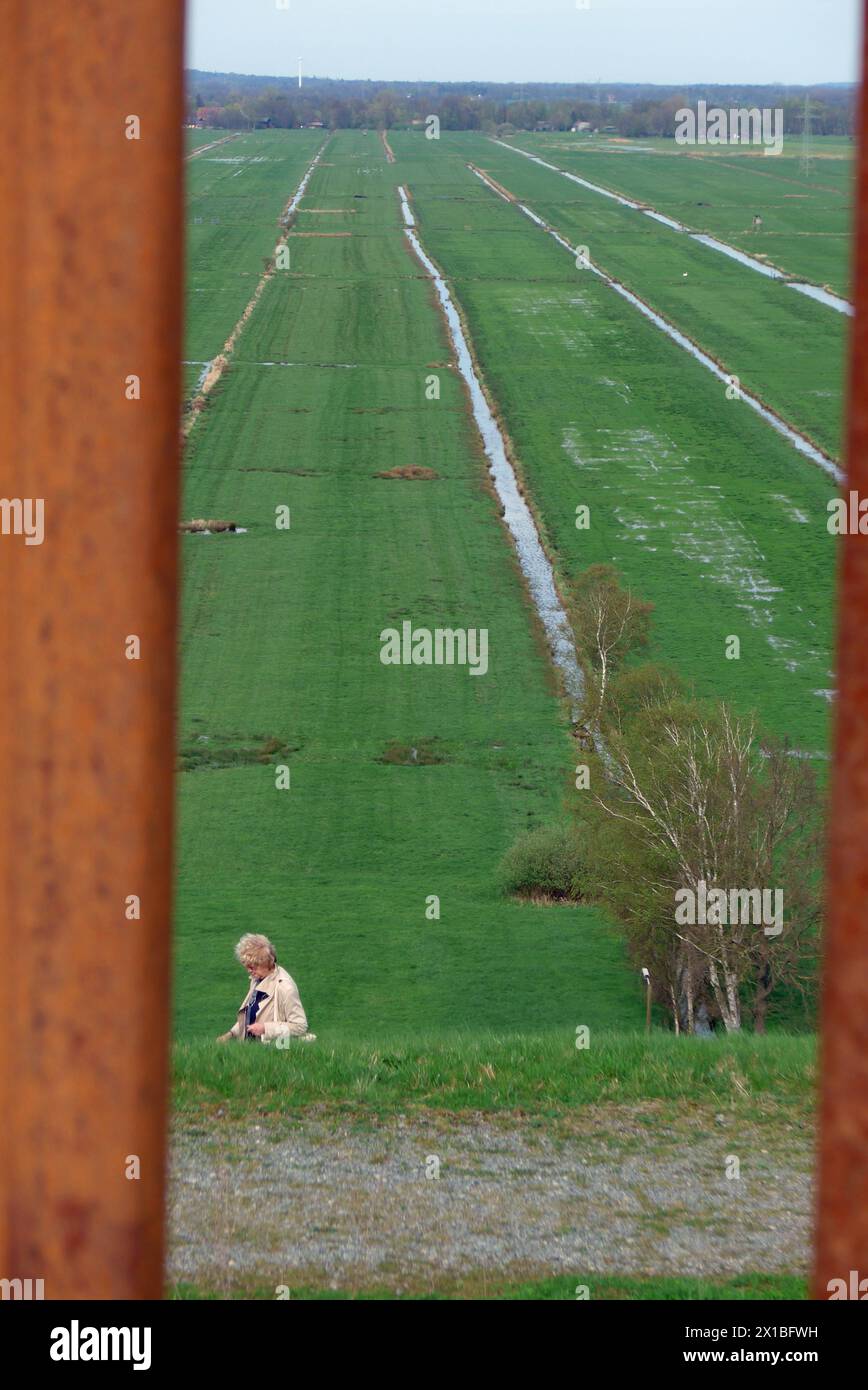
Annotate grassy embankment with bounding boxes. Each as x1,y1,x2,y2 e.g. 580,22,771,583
175,1029,815,1115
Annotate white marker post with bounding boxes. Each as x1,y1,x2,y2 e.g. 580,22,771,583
642,967,652,1034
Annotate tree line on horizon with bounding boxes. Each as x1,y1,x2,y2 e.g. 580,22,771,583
187,71,855,137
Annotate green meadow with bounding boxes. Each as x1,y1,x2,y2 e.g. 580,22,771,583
390,130,836,758
510,131,854,296
177,130,637,1044
183,128,322,396
185,128,228,152
448,132,847,458
177,128,836,1047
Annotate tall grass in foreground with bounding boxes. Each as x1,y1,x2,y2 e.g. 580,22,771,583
174,1031,816,1116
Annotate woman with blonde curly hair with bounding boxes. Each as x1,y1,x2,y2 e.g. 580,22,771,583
216,933,315,1044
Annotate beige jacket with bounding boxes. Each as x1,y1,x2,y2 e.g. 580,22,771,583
229,965,309,1043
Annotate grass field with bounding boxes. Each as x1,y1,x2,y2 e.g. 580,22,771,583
446,132,846,459
177,129,637,1044
185,128,231,152
174,127,835,1296
183,129,322,397
388,131,836,759
508,132,854,296
178,128,834,1043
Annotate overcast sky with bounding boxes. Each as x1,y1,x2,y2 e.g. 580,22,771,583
187,0,862,85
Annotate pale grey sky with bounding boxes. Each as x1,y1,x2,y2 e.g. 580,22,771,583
187,0,862,85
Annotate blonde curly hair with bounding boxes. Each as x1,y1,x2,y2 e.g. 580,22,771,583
234,933,277,972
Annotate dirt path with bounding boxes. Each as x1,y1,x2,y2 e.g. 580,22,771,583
168,1104,812,1294
381,130,395,163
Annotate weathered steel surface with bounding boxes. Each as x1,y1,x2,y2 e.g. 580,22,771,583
814,6,868,1300
0,2,184,1298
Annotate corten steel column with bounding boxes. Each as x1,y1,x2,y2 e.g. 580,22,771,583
814,4,868,1298
0,4,184,1297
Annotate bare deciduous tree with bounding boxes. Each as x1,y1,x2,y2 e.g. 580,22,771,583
584,701,823,1033
568,565,653,729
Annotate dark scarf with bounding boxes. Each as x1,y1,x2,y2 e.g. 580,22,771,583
245,986,268,1037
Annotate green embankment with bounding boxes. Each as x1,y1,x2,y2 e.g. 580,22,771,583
174,1031,815,1114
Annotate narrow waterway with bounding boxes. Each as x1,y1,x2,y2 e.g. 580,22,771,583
398,186,586,711
285,139,329,217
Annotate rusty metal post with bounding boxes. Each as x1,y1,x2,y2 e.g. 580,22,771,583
814,3,868,1300
0,3,184,1298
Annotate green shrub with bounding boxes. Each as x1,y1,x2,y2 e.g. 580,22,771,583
497,823,588,902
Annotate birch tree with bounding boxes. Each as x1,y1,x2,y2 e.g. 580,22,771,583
580,694,822,1033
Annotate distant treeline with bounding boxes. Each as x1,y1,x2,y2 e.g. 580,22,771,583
187,71,856,137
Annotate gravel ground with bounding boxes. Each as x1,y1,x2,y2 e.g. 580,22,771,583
168,1104,812,1294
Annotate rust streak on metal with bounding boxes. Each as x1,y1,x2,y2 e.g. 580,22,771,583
0,1,183,1298
814,3,868,1300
